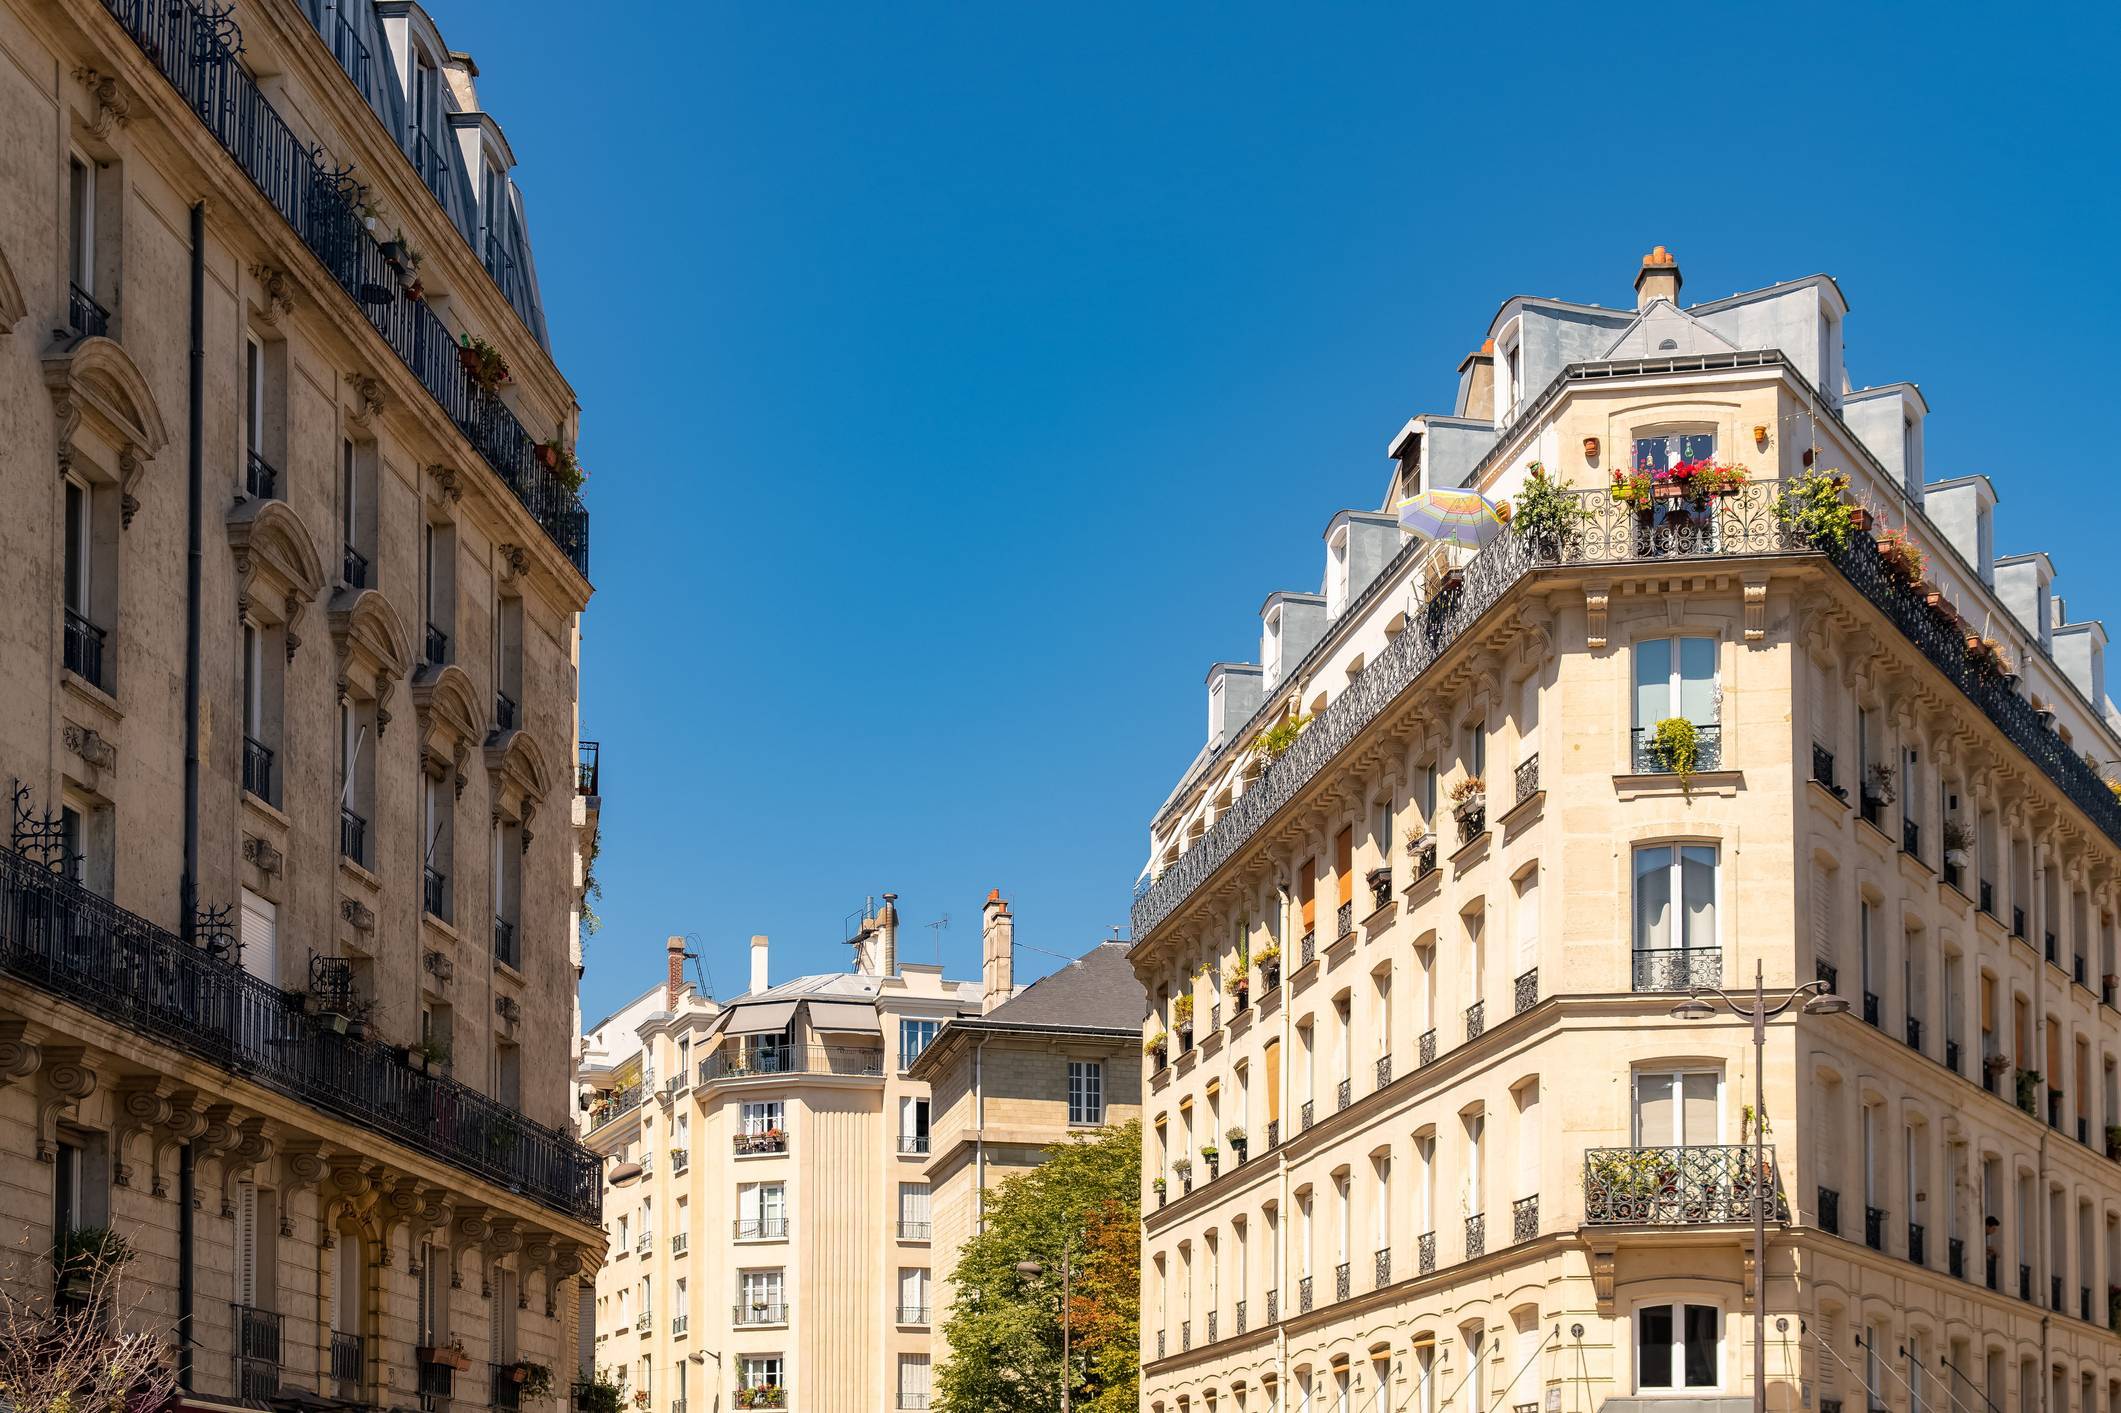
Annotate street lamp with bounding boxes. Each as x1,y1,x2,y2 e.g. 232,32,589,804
1670,958,1845,1413
1016,1245,1075,1413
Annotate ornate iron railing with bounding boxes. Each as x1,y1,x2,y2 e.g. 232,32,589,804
1300,1100,1313,1132
1514,754,1540,805
1336,900,1353,938
577,741,601,797
342,543,369,590
1297,1275,1312,1313
1464,1000,1484,1041
1812,743,1839,794
492,916,517,969
69,281,111,337
1374,1246,1391,1287
1180,1319,1191,1351
1582,1145,1784,1226
1631,722,1723,775
1464,1213,1484,1259
1633,947,1722,993
1514,968,1538,1014
586,1083,642,1129
698,1045,883,1083
1265,1289,1278,1322
331,1330,362,1383
1376,1053,1392,1088
1418,1029,1436,1067
242,735,275,804
92,0,590,573
1417,1230,1435,1275
1513,1194,1539,1244
1334,1261,1350,1302
1336,1076,1351,1112
733,1303,788,1326
1234,1298,1246,1334
63,609,106,689
234,1303,280,1401
245,449,279,500
0,843,598,1217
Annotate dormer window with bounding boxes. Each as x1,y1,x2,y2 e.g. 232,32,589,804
1263,607,1283,688
1495,320,1524,423
481,160,512,280
1633,431,1716,472
1326,527,1351,618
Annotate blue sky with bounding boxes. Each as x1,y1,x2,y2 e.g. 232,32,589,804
447,3,2121,1021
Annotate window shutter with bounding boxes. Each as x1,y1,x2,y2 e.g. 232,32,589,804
1335,829,1354,908
1514,872,1538,972
239,891,277,986
235,1182,258,1307
1263,1040,1281,1122
1809,658,1831,751
1811,861,1834,966
1518,675,1540,759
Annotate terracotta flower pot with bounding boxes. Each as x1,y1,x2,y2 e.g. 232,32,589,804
1582,435,1600,460
1850,508,1873,532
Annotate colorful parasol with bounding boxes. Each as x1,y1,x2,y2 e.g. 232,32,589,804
1394,487,1505,547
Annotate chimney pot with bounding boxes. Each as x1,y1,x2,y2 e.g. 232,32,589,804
666,937,686,1007
981,890,1016,1013
749,934,769,995
879,894,898,977
1634,244,1683,311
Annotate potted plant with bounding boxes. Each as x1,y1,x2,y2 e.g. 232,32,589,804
1200,1142,1219,1175
1171,993,1196,1049
1582,435,1600,460
1773,468,1860,551
1172,1157,1193,1191
1254,942,1281,989
415,1038,452,1074
458,334,511,394
1649,717,1704,796
1226,1125,1248,1161
1223,966,1250,1004
579,1375,626,1413
1650,463,1696,505
1875,527,1926,587
1690,460,1749,499
2107,1124,2121,1161
1965,634,2011,682
419,1338,472,1372
1865,763,1898,810
1942,819,1975,869
53,1225,133,1298
517,1363,555,1398
1143,1029,1168,1070
1449,774,1486,819
2015,1068,2043,1116
1509,465,1586,559
1608,467,1654,513
735,1387,785,1410
1250,711,1312,765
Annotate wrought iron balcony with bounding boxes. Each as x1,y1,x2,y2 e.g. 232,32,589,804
1465,999,1485,1041
1948,1236,1965,1279
343,543,369,589
1944,1037,1962,1075
671,1231,688,1254
1265,1289,1278,1322
417,1357,453,1407
1180,1319,1191,1351
898,1304,929,1325
1455,800,1486,847
1818,1186,1840,1236
1300,930,1316,967
245,449,280,501
1336,1077,1351,1112
1901,817,1920,858
1513,1194,1539,1244
2012,906,2026,939
2020,1264,2033,1302
1465,1212,1485,1259
1370,871,1393,911
1815,958,1838,994
1411,834,1438,881
1864,1206,1886,1251
1336,900,1353,938
1582,1145,1784,1226
423,865,449,922
411,129,451,201
331,1330,362,1384
494,690,518,734
234,1303,281,1403
1812,743,1839,794
700,1044,883,1083
1862,990,1880,1026
897,1220,931,1240
1297,1275,1312,1313
425,622,449,667
733,1218,789,1240
1514,753,1540,805
1300,1100,1313,1132
900,1134,930,1154
1986,1252,1999,1291
1334,1261,1350,1302
242,735,275,804
577,741,601,797
1265,1118,1279,1149
492,916,518,969
2045,931,2059,965
0,842,598,1216
1633,947,1722,992
1376,1053,1392,1088
733,1302,788,1326
1374,1246,1391,1287
1907,1222,1925,1266
1979,879,1995,915
634,1229,654,1256
1632,722,1722,775
93,0,590,572
671,1314,688,1337
1514,968,1538,1014
1417,1230,1435,1274
586,1083,642,1129
1418,1028,1437,1067
1904,1015,1923,1051
1234,1298,1246,1334
669,1148,688,1174
2051,1275,2065,1312
63,608,106,689
69,281,110,337
734,1130,788,1155
492,1363,522,1412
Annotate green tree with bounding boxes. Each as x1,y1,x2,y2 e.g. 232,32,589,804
934,1120,1140,1413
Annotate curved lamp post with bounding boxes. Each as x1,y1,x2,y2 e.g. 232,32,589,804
1670,958,1847,1413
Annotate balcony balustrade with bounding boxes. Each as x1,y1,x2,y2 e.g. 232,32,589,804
1418,1029,1437,1067
243,735,276,804
1334,1262,1350,1302
1583,1146,1784,1226
1514,753,1540,805
63,609,106,689
1816,958,1838,994
700,1045,883,1083
670,1148,688,1174
69,281,110,337
1417,1230,1435,1275
343,543,370,589
1300,930,1316,967
331,1330,363,1384
1865,1206,1886,1251
1514,968,1538,1014
1376,1053,1392,1088
1374,1246,1391,1287
422,865,448,922
1907,1222,1926,1266
586,1083,642,1129
1465,1000,1484,1041
671,1232,688,1255
1265,1289,1278,1323
733,1303,788,1326
1818,1186,1840,1236
1862,991,1881,1026
492,1364,521,1412
1411,835,1438,881
1513,1194,1539,1244
340,806,367,867
733,1218,790,1240
1298,1275,1312,1314
733,1130,789,1156
1207,1310,1217,1341
1234,1299,1246,1335
577,741,601,797
1633,723,1722,775
1266,1119,1279,1149
245,449,280,501
234,1303,281,1403
1948,1237,1965,1279
493,916,518,969
425,622,450,667
1300,1100,1314,1132
1336,1077,1351,1112
899,1134,930,1155
1812,744,1839,794
1180,1319,1191,1351
493,690,518,734
898,1221,932,1240
2020,1264,2033,1302
1455,801,1486,847
1634,947,1722,992
1902,817,1921,857
1336,901,1353,938
1465,1213,1485,1259
898,1305,929,1325
635,1230,653,1256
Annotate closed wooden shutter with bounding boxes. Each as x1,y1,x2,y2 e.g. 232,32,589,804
1264,1039,1281,1122
1809,658,1831,750
1514,871,1538,972
1811,861,1834,967
1335,829,1354,908
235,1182,258,1307
1519,674,1540,759
239,890,277,986
1299,861,1316,932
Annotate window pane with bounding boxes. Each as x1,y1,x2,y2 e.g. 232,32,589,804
1678,638,1717,723
1681,1073,1718,1146
1635,640,1672,729
1634,437,1670,473
1638,1304,1674,1388
1682,1305,1718,1386
1633,1072,1674,1146
1634,847,1673,951
1678,433,1717,464
1681,847,1716,949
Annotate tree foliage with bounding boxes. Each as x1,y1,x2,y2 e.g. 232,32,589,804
0,1230,175,1413
934,1120,1140,1413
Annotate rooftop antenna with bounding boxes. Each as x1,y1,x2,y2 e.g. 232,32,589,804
926,913,949,966
684,931,715,1000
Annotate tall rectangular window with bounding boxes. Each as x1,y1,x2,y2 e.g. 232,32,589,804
68,155,95,296
1637,1302,1719,1390
1632,845,1718,991
1632,1070,1719,1147
900,1019,939,1067
1634,637,1717,741
1068,1060,1104,1126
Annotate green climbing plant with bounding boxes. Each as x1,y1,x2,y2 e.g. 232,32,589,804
1651,717,1702,795
1508,464,1587,557
1774,468,1860,552
1250,712,1313,765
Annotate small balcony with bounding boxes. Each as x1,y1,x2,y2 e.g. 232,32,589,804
1465,1212,1485,1259
1298,1275,1313,1313
577,741,601,797
425,622,449,667
1811,743,1841,796
897,1220,932,1241
899,1134,930,1155
423,865,449,922
1418,1029,1437,1067
1417,1230,1436,1275
1375,1053,1392,1089
493,916,518,969
342,543,370,589
494,690,518,734
1299,1100,1313,1132
1374,1245,1391,1288
670,1147,689,1174
734,1302,788,1326
635,1230,653,1257
63,608,107,689
418,1357,454,1411
1465,1000,1485,1042
1513,1194,1539,1244
1336,1076,1352,1112
245,449,280,501
733,1130,788,1156
701,1045,883,1084
234,1303,281,1403
732,1218,789,1241
1633,947,1721,992
897,1304,930,1325
243,734,276,805
331,1330,363,1386
1817,1186,1840,1236
1514,753,1540,805
1334,1261,1350,1302
1864,1206,1886,1251
672,1314,689,1337
69,281,110,338
1300,930,1316,967
1336,900,1353,938
1632,722,1722,775
1907,1221,1926,1266
492,1364,522,1412
634,1311,652,1333
671,1232,688,1255
1514,967,1538,1014
1583,1145,1783,1226
340,806,368,867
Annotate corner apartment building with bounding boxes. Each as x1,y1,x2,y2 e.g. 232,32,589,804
0,0,602,1409
1131,249,2121,1413
907,892,1146,1379
578,900,983,1411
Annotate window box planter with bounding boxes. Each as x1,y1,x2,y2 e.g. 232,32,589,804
419,1345,472,1372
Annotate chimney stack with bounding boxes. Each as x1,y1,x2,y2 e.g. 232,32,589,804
749,934,769,995
1634,245,1682,310
980,890,1015,1012
666,937,687,1007
1456,340,1495,419
879,893,899,977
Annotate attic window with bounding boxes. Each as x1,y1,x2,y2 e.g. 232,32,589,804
1657,338,1679,351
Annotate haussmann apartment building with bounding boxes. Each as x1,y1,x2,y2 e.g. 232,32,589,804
0,2,606,1412
1129,249,2121,1413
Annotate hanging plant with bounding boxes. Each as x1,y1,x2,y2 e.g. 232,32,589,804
1774,468,1860,551
535,439,587,492
1865,762,1898,808
1141,1028,1168,1056
457,334,511,394
1170,993,1195,1026
1608,467,1654,510
1651,717,1702,795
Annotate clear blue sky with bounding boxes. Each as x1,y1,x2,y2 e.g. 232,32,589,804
447,3,2121,1021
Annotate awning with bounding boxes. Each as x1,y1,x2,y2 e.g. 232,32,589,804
724,1000,799,1035
805,1000,879,1033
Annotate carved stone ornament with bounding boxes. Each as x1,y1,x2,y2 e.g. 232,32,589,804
1743,573,1769,642
111,1077,171,1189
62,722,117,772
347,373,386,427
36,1046,97,1162
1584,580,1611,651
429,464,462,503
73,67,131,138
497,543,529,583
340,897,376,932
243,835,284,876
0,1019,42,1090
248,263,297,324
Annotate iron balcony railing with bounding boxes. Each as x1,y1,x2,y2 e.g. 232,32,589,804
699,1045,883,1083
0,843,599,1217
1336,900,1353,938
1864,1206,1886,1251
493,916,518,969
423,865,448,922
493,690,518,734
1513,1194,1539,1244
1818,1186,1840,1235
586,1083,642,1129
670,1148,688,1173
1583,1145,1785,1226
1633,947,1722,993
634,1230,653,1256
1375,1053,1392,1088
1812,743,1839,794
1374,1246,1391,1287
733,1218,789,1240
899,1134,930,1154
1180,1319,1191,1351
1334,1261,1350,1302
1299,1100,1313,1132
242,735,275,805
342,543,369,589
331,1330,362,1384
1234,1298,1246,1335
340,806,367,866
897,1304,930,1325
1514,968,1538,1014
63,609,107,689
1632,722,1722,775
1465,1213,1485,1259
897,1220,931,1240
1464,999,1484,1041
1139,453,2121,939
1299,930,1316,967
93,0,589,573
425,622,449,667
670,1231,688,1255
633,1311,651,1333
410,129,451,201
491,1363,521,1412
1336,1076,1351,1112
1907,1221,1926,1266
245,449,280,500
1514,753,1540,805
1418,1028,1437,1066
1265,1289,1278,1322
1297,1275,1312,1313
1418,1230,1436,1274
69,281,111,338
234,1303,281,1402
577,741,601,797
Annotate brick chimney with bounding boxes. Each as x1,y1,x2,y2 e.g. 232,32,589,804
1634,245,1681,310
980,890,1015,1012
1456,339,1495,418
749,934,769,995
665,936,686,1008
878,893,899,977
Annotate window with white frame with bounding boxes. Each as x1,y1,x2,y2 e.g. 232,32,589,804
1636,1301,1720,1391
899,1096,930,1151
898,1266,930,1322
737,1269,783,1321
1632,844,1717,984
737,1355,781,1393
736,1181,785,1239
897,1354,931,1410
1633,638,1717,769
1068,1060,1104,1125
1631,1070,1720,1147
900,1019,940,1068
740,1101,782,1136
1632,430,1716,472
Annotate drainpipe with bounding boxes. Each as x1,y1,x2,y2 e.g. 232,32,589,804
179,202,204,941
178,1141,195,1387
973,1035,988,1232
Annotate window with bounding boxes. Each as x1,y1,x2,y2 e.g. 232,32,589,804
494,595,524,730
240,620,280,805
1636,1302,1719,1390
898,1182,931,1238
53,1138,82,1238
737,1182,786,1239
1632,1070,1720,1147
422,766,452,921
898,1267,930,1321
898,1354,931,1410
1632,845,1717,989
899,1096,930,1152
340,439,373,588
1633,638,1717,768
900,1019,940,1068
339,698,375,866
495,1041,521,1110
740,1101,783,1136
738,1357,782,1393
68,155,96,299
61,475,109,691
1632,432,1716,472
239,888,278,987
737,1269,783,1321
422,521,454,664
1069,1060,1105,1125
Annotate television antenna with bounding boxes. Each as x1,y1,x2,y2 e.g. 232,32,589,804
926,913,949,965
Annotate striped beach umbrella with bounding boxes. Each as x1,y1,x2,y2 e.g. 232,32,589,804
1394,487,1505,548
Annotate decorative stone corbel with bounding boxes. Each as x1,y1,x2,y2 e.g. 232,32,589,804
347,373,386,427
284,593,305,662
73,67,131,138
1743,573,1769,642
497,543,529,584
63,722,117,773
0,1019,43,1091
282,1138,329,1193
110,1076,171,1188
340,897,375,933
118,446,143,528
221,1116,277,1216
248,264,297,324
1588,1243,1617,1315
151,1088,207,1198
36,1046,96,1162
1584,580,1611,650
191,1104,242,1207
429,464,462,504
242,835,284,876
451,1206,490,1289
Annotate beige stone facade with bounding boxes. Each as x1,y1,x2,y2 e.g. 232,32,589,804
579,905,983,1412
0,0,602,1409
908,896,1146,1379
1129,253,2121,1413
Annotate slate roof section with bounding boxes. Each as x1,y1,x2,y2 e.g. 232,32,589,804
983,941,1142,1032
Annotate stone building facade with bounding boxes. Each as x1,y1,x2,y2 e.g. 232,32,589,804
1130,251,2121,1413
0,0,602,1409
